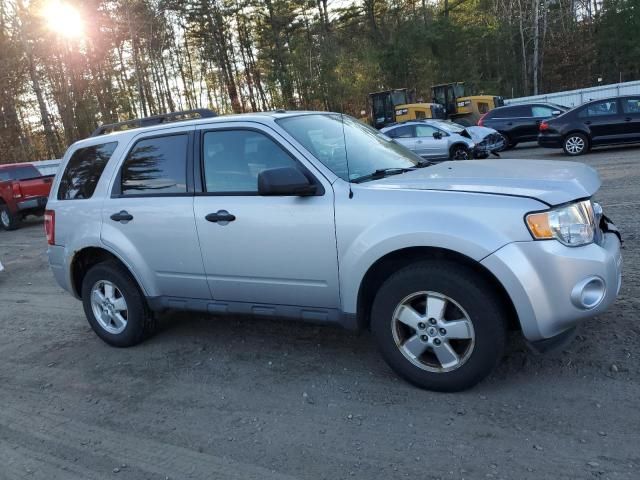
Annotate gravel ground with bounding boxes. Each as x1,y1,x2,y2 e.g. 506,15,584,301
0,144,638,480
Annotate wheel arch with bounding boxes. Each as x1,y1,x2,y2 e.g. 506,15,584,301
355,246,519,332
70,246,147,299
564,130,591,147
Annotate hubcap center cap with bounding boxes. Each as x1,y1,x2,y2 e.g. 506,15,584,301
427,326,438,337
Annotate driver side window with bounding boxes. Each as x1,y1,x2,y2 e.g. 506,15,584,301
415,125,439,138
203,130,299,194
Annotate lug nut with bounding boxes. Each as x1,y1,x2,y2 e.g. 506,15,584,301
439,328,447,335
428,318,437,325
418,322,426,329
420,335,428,342
434,338,442,346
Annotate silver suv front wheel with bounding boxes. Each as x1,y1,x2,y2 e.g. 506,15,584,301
392,291,475,373
371,260,507,392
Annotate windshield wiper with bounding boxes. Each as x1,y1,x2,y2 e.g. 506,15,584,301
351,167,414,184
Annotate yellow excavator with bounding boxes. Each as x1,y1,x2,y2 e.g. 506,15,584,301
431,82,504,126
364,89,446,129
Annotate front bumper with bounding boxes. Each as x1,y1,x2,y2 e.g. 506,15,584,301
481,232,622,341
17,196,48,212
473,136,505,158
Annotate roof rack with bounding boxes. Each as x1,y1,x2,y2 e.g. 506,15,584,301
91,109,217,137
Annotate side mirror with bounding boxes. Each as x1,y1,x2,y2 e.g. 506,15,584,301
258,167,317,196
433,131,443,140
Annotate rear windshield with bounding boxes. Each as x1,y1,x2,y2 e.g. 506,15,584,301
0,165,41,181
58,142,118,200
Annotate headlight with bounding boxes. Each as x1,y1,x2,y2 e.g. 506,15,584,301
526,200,595,246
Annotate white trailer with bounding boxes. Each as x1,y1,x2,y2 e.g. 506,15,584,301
505,80,640,108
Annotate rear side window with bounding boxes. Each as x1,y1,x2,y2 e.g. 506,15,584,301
579,100,618,118
386,125,414,138
532,106,556,118
120,134,188,196
58,142,118,200
506,105,532,117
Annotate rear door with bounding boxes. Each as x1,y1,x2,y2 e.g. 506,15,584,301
578,99,623,145
101,126,210,300
620,96,640,141
508,105,536,141
386,124,416,152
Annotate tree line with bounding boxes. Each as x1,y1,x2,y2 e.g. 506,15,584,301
0,0,637,163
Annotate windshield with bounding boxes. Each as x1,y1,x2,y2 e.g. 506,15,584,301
277,114,421,182
431,120,465,133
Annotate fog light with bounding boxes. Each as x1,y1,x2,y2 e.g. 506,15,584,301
571,277,606,310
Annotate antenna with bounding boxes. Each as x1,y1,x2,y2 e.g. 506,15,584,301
340,111,354,199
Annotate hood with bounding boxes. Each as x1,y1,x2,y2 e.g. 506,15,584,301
462,125,499,142
366,159,600,206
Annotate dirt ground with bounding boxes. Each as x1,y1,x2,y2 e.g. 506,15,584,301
0,144,638,480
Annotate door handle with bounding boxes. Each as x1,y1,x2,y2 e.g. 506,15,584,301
205,210,236,223
584,121,592,125
110,210,133,222
625,117,632,121
416,140,423,144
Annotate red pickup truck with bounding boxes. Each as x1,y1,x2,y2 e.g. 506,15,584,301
0,163,54,230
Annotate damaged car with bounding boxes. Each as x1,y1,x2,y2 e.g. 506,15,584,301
381,119,504,160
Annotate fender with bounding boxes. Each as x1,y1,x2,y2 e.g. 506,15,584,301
335,190,544,315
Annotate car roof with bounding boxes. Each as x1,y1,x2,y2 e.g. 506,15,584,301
69,110,335,150
381,119,454,130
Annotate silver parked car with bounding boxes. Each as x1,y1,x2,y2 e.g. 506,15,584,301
381,119,504,160
46,110,622,392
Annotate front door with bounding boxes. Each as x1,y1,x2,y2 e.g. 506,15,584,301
193,124,340,310
101,127,211,300
414,124,448,159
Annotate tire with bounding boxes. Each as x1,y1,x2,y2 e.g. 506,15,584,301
81,260,155,347
563,133,589,156
0,204,21,231
449,144,471,160
370,260,507,392
498,133,517,151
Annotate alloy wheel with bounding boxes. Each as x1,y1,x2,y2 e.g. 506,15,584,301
0,209,9,228
391,291,475,373
565,136,586,155
90,280,129,334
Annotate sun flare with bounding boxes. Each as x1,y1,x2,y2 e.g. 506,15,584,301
42,1,84,39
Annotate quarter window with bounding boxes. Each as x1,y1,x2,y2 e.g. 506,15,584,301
580,100,618,117
58,142,118,200
120,134,188,196
203,130,300,194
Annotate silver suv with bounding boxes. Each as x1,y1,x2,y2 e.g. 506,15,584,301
46,110,623,391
